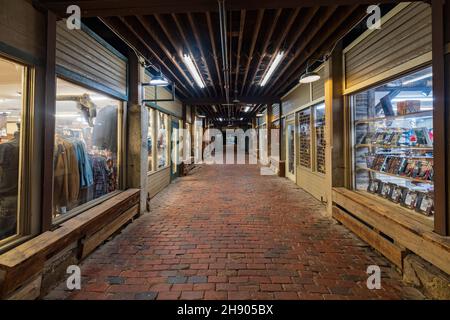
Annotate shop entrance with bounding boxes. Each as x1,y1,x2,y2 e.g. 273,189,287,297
171,120,179,180
286,121,296,182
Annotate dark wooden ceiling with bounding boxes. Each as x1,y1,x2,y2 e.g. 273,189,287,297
35,0,398,123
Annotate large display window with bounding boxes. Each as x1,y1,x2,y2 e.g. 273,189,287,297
148,109,154,172
0,56,27,242
352,67,434,217
157,111,169,169
314,103,326,174
53,78,121,221
298,108,311,168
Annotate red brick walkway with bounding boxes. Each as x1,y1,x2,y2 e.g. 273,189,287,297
45,165,424,300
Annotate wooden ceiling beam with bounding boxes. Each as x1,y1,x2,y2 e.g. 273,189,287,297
273,5,363,95
187,12,218,97
261,5,336,96
240,9,265,96
101,16,190,98
275,8,368,96
234,10,246,94
135,15,201,97
251,7,300,96
259,6,320,96
206,12,225,98
244,8,282,96
38,0,399,17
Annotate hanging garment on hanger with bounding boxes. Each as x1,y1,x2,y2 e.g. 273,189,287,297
73,139,94,188
90,154,109,199
53,136,80,208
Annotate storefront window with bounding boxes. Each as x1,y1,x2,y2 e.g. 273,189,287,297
0,57,25,241
314,103,326,174
148,109,153,172
352,67,434,217
298,108,311,168
157,111,168,169
53,78,120,220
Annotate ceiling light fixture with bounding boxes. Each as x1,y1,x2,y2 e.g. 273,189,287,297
183,54,205,88
256,113,264,117
149,73,169,86
244,106,251,112
299,59,322,84
260,51,284,87
212,105,218,112
197,114,206,118
299,70,321,84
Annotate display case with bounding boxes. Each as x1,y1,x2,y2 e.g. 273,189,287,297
352,67,434,217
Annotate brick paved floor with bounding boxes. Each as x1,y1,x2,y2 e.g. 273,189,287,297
45,165,425,300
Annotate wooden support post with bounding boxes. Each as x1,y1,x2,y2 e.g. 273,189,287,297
126,51,148,214
445,1,450,236
432,0,450,236
324,40,345,215
41,11,57,232
266,103,272,162
279,102,285,162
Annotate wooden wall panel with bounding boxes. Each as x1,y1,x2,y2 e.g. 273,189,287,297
344,2,432,91
296,167,327,202
281,83,310,116
312,67,325,101
0,0,46,62
56,21,127,98
147,167,171,198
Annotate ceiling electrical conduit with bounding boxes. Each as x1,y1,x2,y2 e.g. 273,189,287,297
218,0,230,116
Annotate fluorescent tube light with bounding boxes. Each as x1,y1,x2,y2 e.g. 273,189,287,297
391,98,433,102
260,52,284,87
402,73,432,85
244,106,251,112
256,113,264,117
212,105,218,112
183,54,205,88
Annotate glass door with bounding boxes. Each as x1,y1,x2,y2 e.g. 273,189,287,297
286,121,296,181
171,119,179,180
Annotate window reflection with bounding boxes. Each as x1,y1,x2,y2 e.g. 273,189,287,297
0,57,24,241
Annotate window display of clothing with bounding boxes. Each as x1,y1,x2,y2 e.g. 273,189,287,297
0,132,19,240
0,133,19,195
90,155,110,199
0,195,17,240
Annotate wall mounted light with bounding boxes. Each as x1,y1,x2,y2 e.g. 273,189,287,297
149,74,169,86
260,52,284,87
183,54,205,88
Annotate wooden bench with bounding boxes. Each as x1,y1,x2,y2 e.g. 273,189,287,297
332,187,450,275
0,189,140,299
